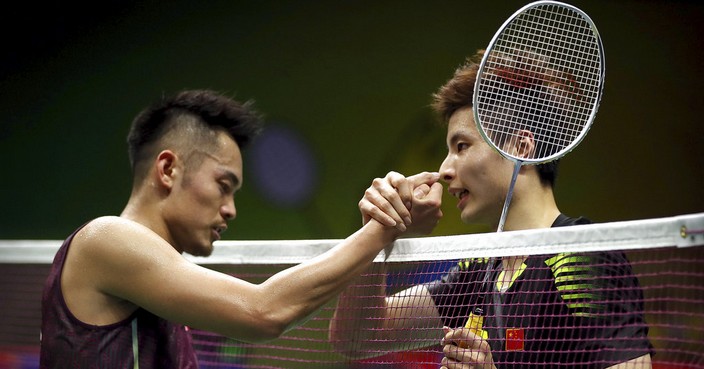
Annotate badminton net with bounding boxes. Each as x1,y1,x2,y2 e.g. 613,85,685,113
0,212,702,369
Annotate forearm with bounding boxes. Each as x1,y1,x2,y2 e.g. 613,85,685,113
259,221,397,335
329,264,389,357
605,354,652,369
331,275,444,359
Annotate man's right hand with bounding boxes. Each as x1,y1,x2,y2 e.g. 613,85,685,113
359,171,443,236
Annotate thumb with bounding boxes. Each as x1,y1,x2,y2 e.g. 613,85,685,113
427,182,444,200
413,184,431,199
415,182,444,203
408,171,440,188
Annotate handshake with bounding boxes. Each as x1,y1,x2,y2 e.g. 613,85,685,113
359,171,444,237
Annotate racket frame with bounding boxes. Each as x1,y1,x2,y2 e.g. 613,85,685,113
472,0,606,231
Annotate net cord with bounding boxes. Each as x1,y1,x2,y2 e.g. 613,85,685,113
1,213,702,265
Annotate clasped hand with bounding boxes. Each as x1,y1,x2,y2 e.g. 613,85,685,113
359,171,497,368
359,171,444,236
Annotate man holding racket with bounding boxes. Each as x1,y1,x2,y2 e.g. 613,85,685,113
39,89,442,368
329,50,653,368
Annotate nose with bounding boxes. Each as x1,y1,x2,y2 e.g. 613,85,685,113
439,155,455,184
221,197,236,221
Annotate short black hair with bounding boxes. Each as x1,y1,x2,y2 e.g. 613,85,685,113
127,89,263,176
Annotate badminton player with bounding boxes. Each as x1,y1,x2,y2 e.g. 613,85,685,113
329,50,653,369
39,89,442,368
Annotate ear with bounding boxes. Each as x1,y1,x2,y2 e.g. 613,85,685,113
155,150,179,190
514,129,536,159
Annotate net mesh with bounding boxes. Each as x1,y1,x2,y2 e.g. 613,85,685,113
474,2,604,162
1,213,703,369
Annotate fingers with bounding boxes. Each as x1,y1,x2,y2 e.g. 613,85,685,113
407,171,440,188
413,184,431,199
358,197,398,228
441,326,483,349
412,176,443,201
385,172,414,213
359,172,411,230
441,345,475,369
359,171,442,233
440,326,495,369
440,356,473,369
424,181,444,203
404,181,443,235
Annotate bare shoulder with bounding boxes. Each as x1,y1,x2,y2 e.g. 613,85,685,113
74,216,176,262
77,216,153,243
68,216,184,298
64,216,189,323
62,217,167,323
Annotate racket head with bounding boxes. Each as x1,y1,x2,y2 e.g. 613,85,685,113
473,0,605,164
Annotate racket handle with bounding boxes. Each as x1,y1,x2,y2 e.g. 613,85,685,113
459,309,487,348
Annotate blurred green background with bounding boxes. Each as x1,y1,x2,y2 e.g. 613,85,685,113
1,0,702,241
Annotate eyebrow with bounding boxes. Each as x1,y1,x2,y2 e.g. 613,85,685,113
447,131,466,149
195,149,242,189
222,169,242,190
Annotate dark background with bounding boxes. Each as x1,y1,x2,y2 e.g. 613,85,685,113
1,0,702,241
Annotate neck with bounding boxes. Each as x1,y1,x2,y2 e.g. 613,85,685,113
493,176,560,277
120,190,173,249
499,180,560,232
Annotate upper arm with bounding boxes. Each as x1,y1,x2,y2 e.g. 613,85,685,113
383,284,444,349
605,354,652,369
71,217,269,341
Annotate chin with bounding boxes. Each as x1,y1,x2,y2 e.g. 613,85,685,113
188,243,214,257
200,245,215,257
460,209,478,224
460,208,495,227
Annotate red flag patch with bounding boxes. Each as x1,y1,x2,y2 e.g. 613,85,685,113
505,328,524,351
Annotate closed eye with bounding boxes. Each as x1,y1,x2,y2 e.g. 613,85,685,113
219,181,234,195
217,169,241,195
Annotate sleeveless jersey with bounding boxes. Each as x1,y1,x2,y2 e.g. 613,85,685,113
40,223,200,369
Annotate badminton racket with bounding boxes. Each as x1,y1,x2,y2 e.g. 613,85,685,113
475,0,605,233
463,0,605,346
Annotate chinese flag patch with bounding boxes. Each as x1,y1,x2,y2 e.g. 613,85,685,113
505,328,524,351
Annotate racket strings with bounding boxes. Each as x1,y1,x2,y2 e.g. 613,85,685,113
478,79,590,157
475,2,603,162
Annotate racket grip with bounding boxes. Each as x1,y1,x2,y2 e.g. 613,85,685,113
459,309,487,348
